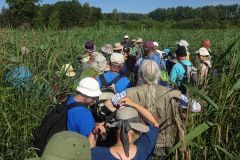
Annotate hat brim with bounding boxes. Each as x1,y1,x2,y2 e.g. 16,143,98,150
113,47,123,51
76,86,102,98
65,71,76,77
101,47,113,55
108,122,149,133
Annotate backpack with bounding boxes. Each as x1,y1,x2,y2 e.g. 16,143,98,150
33,101,83,156
94,74,123,122
178,61,198,94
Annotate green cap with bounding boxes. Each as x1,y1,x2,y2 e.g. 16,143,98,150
27,131,91,160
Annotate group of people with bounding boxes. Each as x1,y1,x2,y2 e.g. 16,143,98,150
23,35,212,159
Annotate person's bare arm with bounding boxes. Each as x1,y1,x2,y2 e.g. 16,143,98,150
119,97,159,127
104,99,116,112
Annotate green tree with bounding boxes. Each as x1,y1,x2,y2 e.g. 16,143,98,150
6,0,39,27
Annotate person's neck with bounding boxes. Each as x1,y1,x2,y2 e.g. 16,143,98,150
74,95,85,104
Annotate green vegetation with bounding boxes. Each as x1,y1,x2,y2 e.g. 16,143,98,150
0,0,240,29
0,25,240,159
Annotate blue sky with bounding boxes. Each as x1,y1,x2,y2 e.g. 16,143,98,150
1,0,240,13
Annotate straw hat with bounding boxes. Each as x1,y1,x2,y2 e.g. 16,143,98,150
136,38,143,43
56,64,76,77
113,43,123,51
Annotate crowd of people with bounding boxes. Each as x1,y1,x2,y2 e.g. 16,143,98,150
4,35,213,160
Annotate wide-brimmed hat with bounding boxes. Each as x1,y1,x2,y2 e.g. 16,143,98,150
101,44,113,55
136,38,143,43
76,77,102,97
176,39,189,50
108,107,149,133
110,52,125,65
27,131,91,160
131,39,136,42
113,43,123,51
56,64,76,77
196,47,210,56
92,54,107,71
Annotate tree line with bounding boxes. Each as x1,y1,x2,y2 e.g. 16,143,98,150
0,0,240,29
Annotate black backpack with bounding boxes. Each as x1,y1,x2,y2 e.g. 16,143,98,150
93,74,123,122
33,101,83,156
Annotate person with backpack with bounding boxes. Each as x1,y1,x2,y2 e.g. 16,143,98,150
170,46,194,94
66,77,102,136
33,77,102,156
95,52,131,122
96,52,131,93
104,59,201,159
134,40,161,85
196,47,212,79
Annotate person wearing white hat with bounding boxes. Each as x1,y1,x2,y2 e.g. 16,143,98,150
121,35,132,48
66,77,102,137
176,39,191,60
196,47,212,78
96,52,131,93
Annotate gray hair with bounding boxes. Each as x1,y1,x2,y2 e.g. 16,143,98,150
138,59,161,84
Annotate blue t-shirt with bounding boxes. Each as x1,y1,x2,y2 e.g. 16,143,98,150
170,60,192,86
91,125,159,160
67,96,95,137
96,71,131,93
150,53,161,64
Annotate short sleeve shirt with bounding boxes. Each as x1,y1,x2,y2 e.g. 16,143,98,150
96,71,131,93
67,96,95,137
170,60,192,86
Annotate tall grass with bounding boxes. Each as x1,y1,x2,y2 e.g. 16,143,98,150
0,25,239,159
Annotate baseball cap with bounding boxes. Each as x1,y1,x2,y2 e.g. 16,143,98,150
196,47,210,56
144,40,154,49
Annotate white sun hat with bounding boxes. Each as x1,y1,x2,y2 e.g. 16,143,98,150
196,47,210,56
153,41,159,47
76,77,102,97
176,39,189,50
124,35,129,39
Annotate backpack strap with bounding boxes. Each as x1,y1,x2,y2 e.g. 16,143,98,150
109,75,123,86
99,74,108,87
67,102,87,110
202,62,210,68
